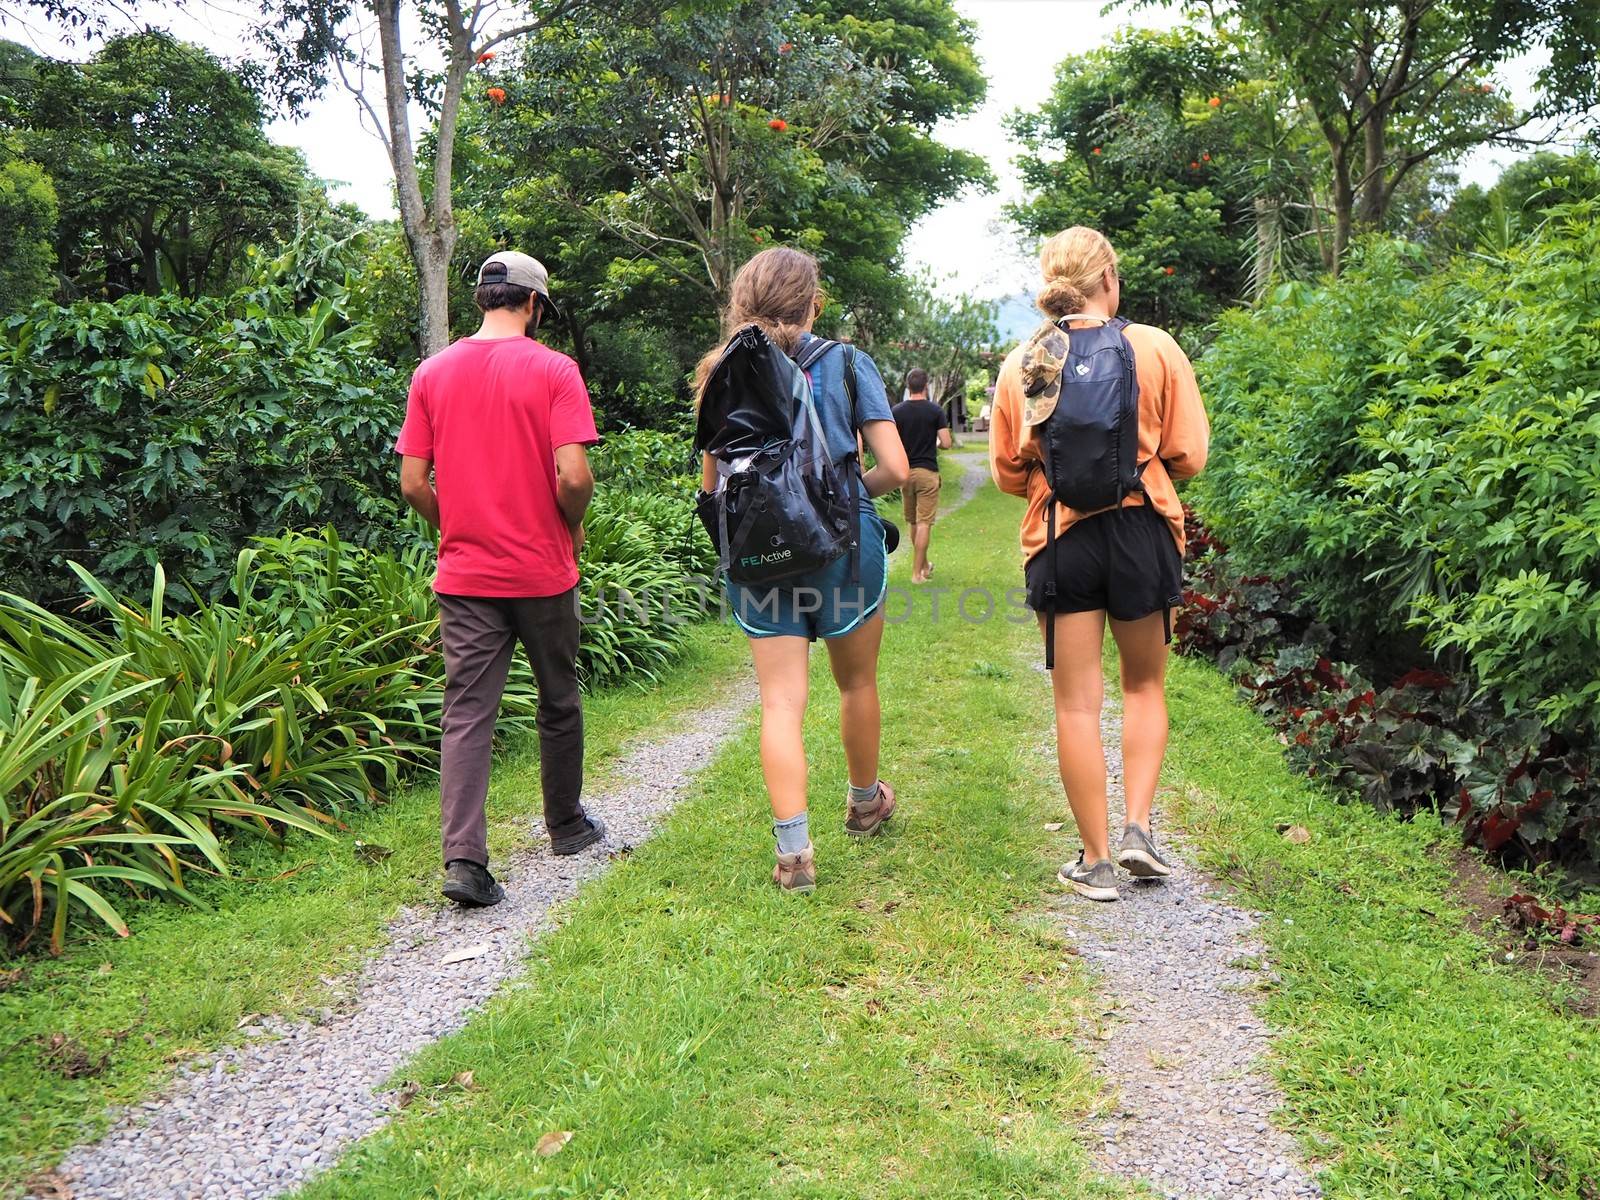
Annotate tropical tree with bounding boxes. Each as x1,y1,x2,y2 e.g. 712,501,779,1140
1007,29,1260,328
1153,0,1600,268
447,0,986,417
251,0,585,355
872,279,996,410
2,33,311,299
505,2,899,300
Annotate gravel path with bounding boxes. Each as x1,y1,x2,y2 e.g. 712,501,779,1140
1046,699,1323,1200
946,445,991,511
41,674,756,1200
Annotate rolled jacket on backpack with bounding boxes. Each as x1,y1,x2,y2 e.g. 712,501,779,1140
695,325,861,586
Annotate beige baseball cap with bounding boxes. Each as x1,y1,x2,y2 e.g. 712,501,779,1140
476,250,562,319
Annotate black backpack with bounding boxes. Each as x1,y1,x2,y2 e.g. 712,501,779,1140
1035,315,1154,665
694,326,860,586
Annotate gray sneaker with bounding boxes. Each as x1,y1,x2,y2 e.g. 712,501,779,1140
1117,822,1173,878
1058,853,1119,902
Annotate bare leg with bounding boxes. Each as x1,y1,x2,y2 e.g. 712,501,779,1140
911,522,932,583
824,613,885,789
1108,610,1172,830
748,635,811,821
1043,610,1111,862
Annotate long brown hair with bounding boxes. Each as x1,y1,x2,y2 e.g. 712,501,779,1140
1036,226,1118,318
694,247,822,403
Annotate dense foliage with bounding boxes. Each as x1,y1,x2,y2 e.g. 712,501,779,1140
0,536,527,952
1145,0,1600,269
0,287,403,605
1179,524,1600,869
0,34,314,305
440,0,988,418
1007,29,1258,329
0,499,711,951
1192,196,1600,733
0,148,57,313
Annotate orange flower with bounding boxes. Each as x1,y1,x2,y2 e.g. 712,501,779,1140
1190,160,1199,169
1208,96,1221,107
1091,146,1102,155
1164,266,1176,275
1202,152,1211,162
769,117,788,131
720,92,732,106
476,50,496,64
779,42,793,53
486,87,507,106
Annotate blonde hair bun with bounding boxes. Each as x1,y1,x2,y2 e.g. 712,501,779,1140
1036,226,1117,319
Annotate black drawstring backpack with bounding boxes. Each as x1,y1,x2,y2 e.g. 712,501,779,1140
1035,315,1167,667
694,325,860,586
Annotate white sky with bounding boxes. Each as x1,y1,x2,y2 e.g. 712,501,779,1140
0,0,1559,302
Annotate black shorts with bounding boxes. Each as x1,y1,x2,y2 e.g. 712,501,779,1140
1024,503,1183,621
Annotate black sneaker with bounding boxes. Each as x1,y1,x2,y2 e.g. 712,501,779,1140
551,814,607,856
442,859,504,908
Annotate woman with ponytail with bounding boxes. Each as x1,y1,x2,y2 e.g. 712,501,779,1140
696,247,910,893
989,227,1210,901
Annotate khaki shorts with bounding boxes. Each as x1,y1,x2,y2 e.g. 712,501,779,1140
902,466,942,525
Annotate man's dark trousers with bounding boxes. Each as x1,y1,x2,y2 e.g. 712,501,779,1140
436,589,586,865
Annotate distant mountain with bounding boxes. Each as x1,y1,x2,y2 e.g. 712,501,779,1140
992,292,1041,348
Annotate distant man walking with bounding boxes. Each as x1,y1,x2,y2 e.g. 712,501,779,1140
891,367,952,584
396,251,606,909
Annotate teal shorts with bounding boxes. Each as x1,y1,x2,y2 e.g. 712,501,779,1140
725,511,888,641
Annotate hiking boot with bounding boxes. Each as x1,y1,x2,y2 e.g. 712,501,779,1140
551,814,607,856
844,781,896,837
442,859,504,908
1058,853,1119,902
1117,822,1173,879
773,843,817,893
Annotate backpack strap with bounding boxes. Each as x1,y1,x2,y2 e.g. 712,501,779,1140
1044,502,1058,671
842,346,861,586
794,336,837,372
795,336,864,583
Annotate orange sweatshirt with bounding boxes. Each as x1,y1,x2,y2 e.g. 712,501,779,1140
989,320,1209,561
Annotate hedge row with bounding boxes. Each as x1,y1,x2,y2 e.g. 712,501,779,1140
1191,199,1600,734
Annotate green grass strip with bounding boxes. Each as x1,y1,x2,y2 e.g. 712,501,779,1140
295,475,1125,1199
1164,654,1600,1199
0,627,746,1194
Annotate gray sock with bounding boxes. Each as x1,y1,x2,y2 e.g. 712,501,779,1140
848,781,881,806
774,812,810,855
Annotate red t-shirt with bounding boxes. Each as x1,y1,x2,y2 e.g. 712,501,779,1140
395,336,599,598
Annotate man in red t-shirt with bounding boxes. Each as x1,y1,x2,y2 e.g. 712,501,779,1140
397,251,603,908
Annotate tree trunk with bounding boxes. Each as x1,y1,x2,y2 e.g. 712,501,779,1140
138,210,160,296
373,0,461,357
1251,196,1281,301
1358,111,1388,229
1329,157,1354,276
411,229,455,360
567,307,593,381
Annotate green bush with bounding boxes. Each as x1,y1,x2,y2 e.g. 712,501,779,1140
1193,199,1600,732
589,427,717,580
0,287,403,606
0,508,711,949
0,536,524,952
590,427,699,492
